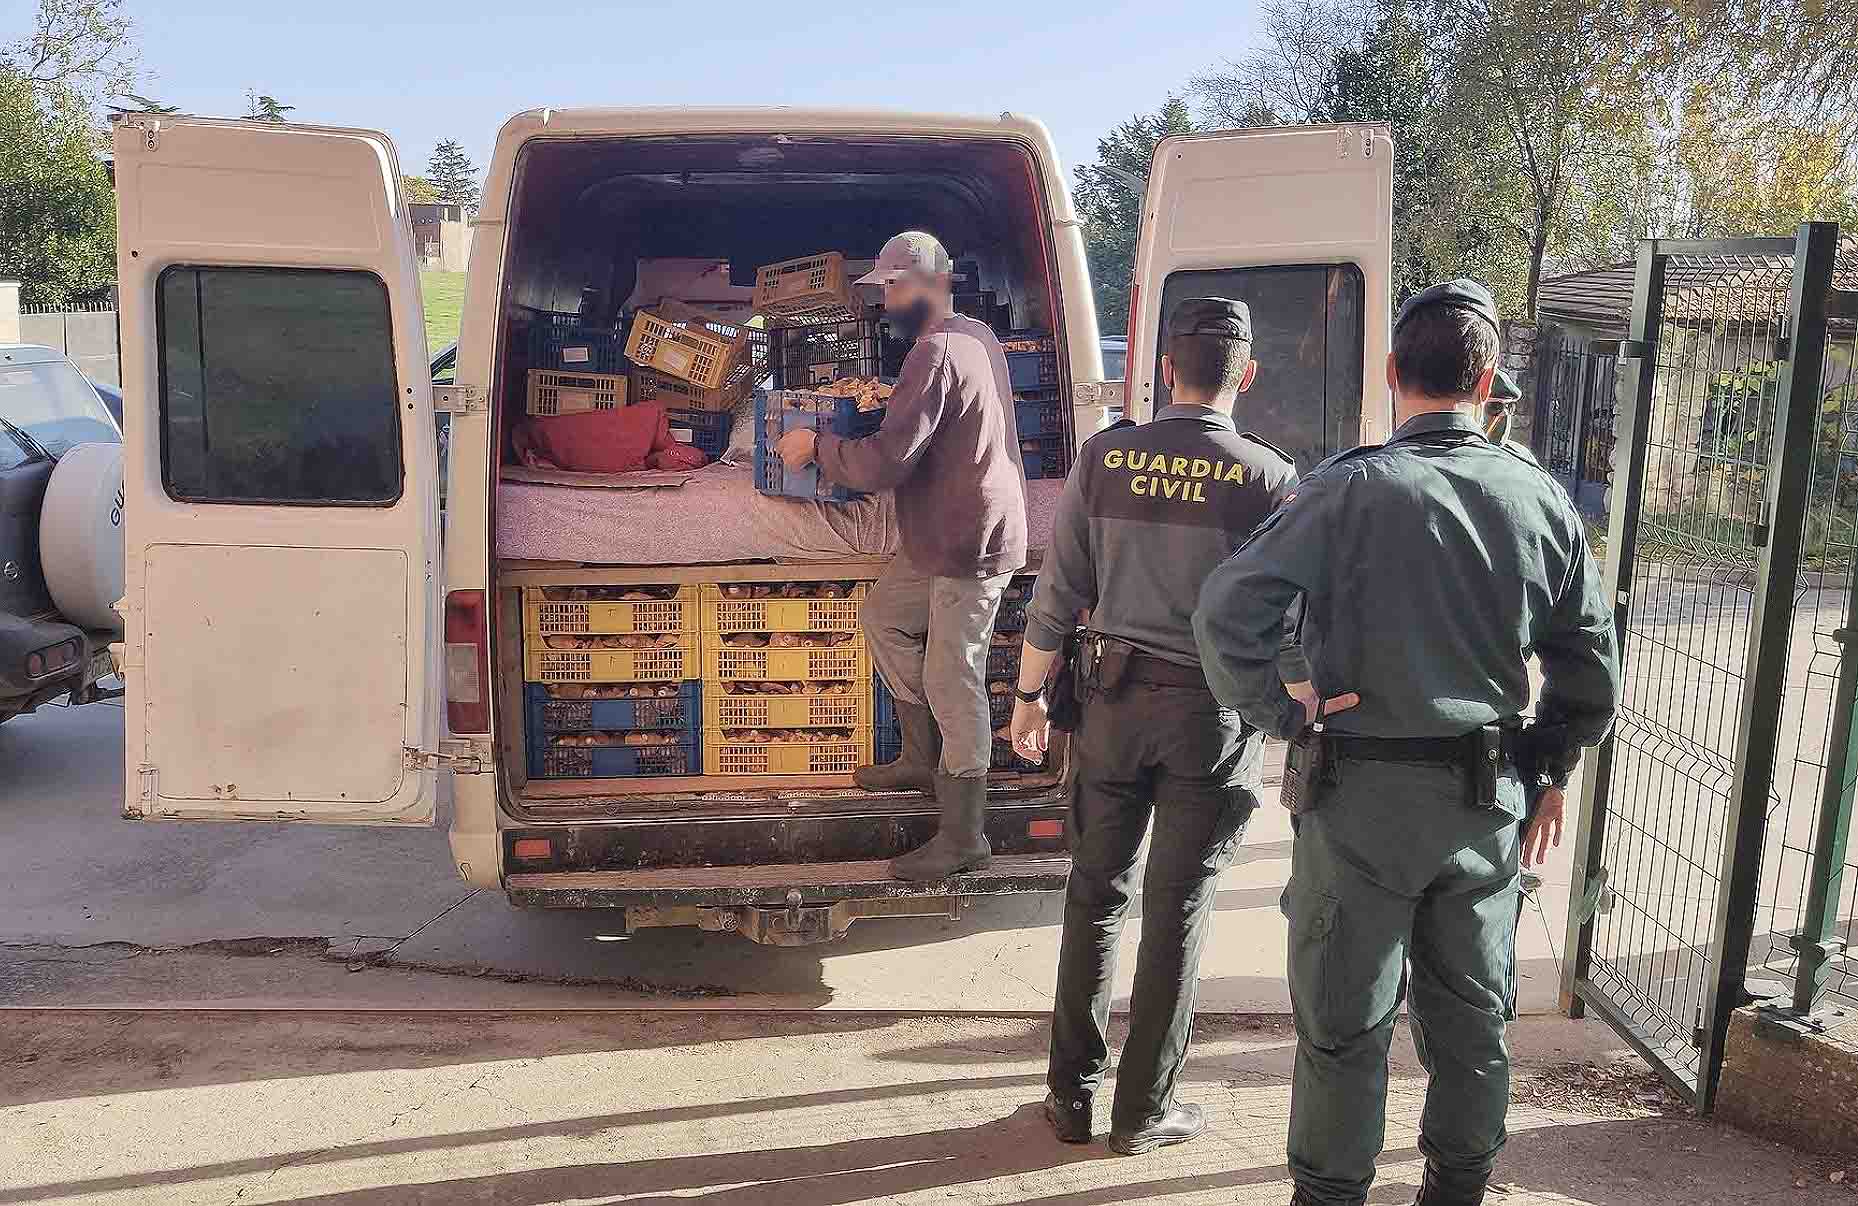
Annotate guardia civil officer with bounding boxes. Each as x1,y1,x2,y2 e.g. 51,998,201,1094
1192,280,1620,1206
1009,297,1298,1155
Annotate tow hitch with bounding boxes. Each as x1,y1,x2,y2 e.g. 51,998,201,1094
624,890,964,946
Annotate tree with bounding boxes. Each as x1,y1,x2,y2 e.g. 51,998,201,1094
402,174,441,203
427,139,480,212
109,91,176,114
242,90,294,123
1193,0,1530,309
1072,99,1197,335
1676,96,1858,238
1,0,137,108
1431,0,1674,317
0,71,116,306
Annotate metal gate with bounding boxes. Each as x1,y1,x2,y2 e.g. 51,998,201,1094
1562,224,1846,1111
1534,332,1619,509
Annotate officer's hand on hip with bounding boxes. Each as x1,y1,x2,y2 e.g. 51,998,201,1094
775,428,818,468
1010,696,1050,762
1523,786,1566,868
1286,680,1361,729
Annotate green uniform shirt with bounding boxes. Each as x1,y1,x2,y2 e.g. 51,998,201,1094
1193,410,1619,750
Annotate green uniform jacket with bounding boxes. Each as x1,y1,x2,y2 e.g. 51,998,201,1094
1192,411,1619,760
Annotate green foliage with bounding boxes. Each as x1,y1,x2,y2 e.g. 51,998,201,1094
1072,98,1195,336
3,0,137,109
0,71,116,307
402,174,441,204
241,92,294,123
110,91,176,114
427,139,480,212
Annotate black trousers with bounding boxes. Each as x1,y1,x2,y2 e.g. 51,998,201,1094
1047,679,1260,1131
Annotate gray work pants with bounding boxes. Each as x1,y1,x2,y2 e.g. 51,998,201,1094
1048,680,1260,1131
862,554,1012,779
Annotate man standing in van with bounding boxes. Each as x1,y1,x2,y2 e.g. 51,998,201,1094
1007,298,1297,1154
775,230,1027,882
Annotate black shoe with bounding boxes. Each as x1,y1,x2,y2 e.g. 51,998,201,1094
1108,1101,1205,1155
1414,1163,1487,1205
1044,1092,1093,1143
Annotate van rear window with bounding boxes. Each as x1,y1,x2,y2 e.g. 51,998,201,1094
157,266,404,505
1151,263,1365,472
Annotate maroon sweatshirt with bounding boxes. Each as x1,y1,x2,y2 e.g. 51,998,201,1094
816,314,1029,578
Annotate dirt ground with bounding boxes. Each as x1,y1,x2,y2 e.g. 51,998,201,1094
2,1005,1851,1206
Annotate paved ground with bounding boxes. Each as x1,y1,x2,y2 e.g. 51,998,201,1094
0,698,1580,1012
3,1009,1849,1206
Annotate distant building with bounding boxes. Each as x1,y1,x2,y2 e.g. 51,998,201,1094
408,203,472,272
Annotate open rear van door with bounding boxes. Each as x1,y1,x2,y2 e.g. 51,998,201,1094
1128,124,1394,469
112,115,444,824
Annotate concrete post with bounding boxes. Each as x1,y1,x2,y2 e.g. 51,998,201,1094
0,280,19,344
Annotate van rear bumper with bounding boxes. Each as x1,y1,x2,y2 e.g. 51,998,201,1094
504,856,1071,945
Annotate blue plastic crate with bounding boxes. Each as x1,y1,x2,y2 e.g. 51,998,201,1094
1020,431,1067,480
987,641,1021,679
529,740,698,779
529,311,626,374
1006,349,1058,392
754,390,886,502
993,574,1037,634
525,682,700,735
1014,396,1064,439
665,407,731,461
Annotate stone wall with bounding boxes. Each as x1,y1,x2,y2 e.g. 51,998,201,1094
1717,1004,1858,1157
1501,320,1539,448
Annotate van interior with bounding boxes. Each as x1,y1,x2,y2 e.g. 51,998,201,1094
487,133,1075,809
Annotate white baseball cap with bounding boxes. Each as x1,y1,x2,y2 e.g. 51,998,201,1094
855,231,955,286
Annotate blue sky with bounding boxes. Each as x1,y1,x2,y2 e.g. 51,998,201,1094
115,0,1262,185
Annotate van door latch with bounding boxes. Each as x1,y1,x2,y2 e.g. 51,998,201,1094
118,114,162,150
434,385,486,415
405,739,486,774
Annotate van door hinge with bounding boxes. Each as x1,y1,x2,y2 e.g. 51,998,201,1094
405,739,487,774
138,765,157,800
118,114,162,150
434,385,486,415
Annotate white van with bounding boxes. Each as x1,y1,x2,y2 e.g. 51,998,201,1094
109,109,1392,944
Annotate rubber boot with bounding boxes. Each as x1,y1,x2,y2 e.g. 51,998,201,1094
854,700,940,793
890,773,992,881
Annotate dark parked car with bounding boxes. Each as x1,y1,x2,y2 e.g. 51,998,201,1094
0,345,123,723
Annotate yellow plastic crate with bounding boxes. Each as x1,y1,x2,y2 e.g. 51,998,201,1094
523,587,698,636
526,369,627,416
704,642,867,682
753,252,856,325
624,308,747,390
703,728,871,775
525,634,698,683
630,366,750,414
700,584,867,634
704,687,869,730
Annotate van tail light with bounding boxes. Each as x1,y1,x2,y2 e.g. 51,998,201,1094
1028,818,1065,840
445,589,490,733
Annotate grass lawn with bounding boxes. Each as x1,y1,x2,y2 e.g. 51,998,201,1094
420,270,466,353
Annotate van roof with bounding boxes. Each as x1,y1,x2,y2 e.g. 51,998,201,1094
498,107,1057,148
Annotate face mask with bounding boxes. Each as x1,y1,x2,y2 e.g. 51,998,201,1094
1484,405,1513,444
889,297,939,340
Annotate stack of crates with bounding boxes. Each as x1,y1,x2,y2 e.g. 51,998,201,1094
701,582,872,775
1003,333,1066,480
875,573,1041,773
529,309,627,374
753,390,885,501
521,585,702,779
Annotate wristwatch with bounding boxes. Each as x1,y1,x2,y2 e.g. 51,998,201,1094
1013,685,1044,703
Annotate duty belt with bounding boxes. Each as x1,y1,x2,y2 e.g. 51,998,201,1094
1078,634,1209,693
1322,724,1524,809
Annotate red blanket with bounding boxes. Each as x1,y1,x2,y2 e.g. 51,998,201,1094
514,402,710,474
